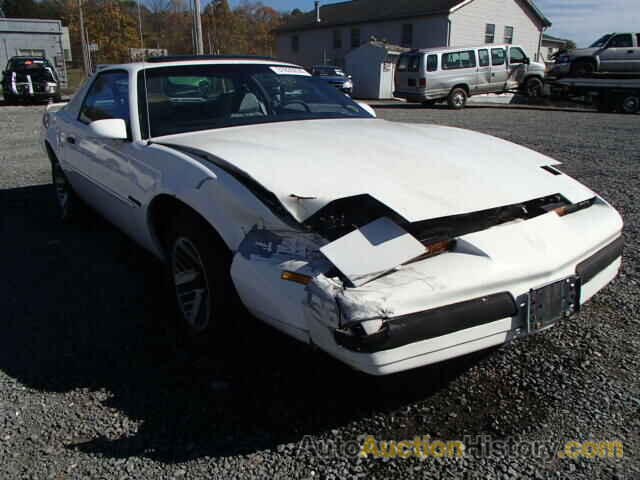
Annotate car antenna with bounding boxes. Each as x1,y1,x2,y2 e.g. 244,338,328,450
137,0,153,146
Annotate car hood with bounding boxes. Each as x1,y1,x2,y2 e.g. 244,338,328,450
157,118,595,223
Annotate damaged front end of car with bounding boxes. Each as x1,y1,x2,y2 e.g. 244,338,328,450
230,186,621,374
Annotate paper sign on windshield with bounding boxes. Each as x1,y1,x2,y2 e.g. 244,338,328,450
269,66,311,76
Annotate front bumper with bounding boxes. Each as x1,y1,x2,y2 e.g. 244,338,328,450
231,197,623,376
549,63,571,77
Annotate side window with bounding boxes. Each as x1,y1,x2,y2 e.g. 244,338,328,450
408,55,420,72
491,48,505,65
478,49,490,67
426,54,438,72
509,47,526,64
397,54,410,72
291,35,299,52
608,34,633,48
79,71,129,125
637,34,640,46
443,50,476,70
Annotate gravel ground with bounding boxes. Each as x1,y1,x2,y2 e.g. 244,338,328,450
0,101,638,480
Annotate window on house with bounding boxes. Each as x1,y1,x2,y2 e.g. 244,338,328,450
478,49,490,67
333,29,342,49
608,34,633,48
401,24,413,47
491,47,506,65
504,26,514,44
351,28,360,48
291,35,299,52
426,54,438,71
485,24,495,44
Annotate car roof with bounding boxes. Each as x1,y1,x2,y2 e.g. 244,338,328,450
96,58,302,74
404,44,519,54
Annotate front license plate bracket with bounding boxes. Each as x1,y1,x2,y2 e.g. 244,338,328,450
527,276,581,333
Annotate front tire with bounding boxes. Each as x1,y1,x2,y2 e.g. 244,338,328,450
166,213,236,349
447,88,467,109
571,60,596,77
50,156,87,223
524,77,544,97
619,94,640,114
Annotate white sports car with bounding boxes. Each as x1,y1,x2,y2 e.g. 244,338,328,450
41,56,623,375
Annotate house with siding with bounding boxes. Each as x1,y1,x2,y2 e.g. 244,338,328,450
275,0,551,69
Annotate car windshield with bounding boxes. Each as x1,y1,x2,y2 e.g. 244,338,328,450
139,64,370,138
312,67,345,76
590,34,612,48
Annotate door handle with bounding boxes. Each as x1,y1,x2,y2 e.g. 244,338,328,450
67,136,76,145
628,50,634,54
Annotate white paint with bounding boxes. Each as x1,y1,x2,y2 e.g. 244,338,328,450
41,58,624,376
319,217,426,287
158,118,595,224
87,118,128,140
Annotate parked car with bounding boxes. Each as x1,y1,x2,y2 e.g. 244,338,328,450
394,44,546,109
311,65,353,95
2,56,62,104
551,33,640,77
41,56,623,376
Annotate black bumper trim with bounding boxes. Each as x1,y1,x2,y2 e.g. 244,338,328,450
576,236,623,284
334,292,517,353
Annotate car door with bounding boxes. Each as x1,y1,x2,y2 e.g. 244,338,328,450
63,69,139,231
475,49,492,93
599,34,635,72
489,47,508,91
507,46,528,88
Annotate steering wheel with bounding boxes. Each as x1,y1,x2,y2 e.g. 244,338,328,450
279,100,311,112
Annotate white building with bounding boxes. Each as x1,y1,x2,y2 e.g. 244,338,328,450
275,0,551,69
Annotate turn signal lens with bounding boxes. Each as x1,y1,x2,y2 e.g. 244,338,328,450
425,239,452,254
281,271,312,285
553,207,568,217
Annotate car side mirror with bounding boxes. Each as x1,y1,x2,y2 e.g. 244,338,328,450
87,118,128,140
523,57,530,65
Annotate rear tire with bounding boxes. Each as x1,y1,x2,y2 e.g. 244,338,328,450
165,212,237,351
447,88,467,109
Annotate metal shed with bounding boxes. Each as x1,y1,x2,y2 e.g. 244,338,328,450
0,18,70,87
344,41,410,99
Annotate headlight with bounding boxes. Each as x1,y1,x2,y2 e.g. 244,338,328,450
343,80,353,89
46,83,57,93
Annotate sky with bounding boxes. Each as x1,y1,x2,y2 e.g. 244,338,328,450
220,0,640,48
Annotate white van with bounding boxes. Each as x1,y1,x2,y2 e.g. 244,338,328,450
394,44,546,109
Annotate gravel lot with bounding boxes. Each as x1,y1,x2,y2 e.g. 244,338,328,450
1,101,638,480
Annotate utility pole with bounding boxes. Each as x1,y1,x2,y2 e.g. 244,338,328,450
137,0,144,49
78,0,91,75
192,0,204,55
